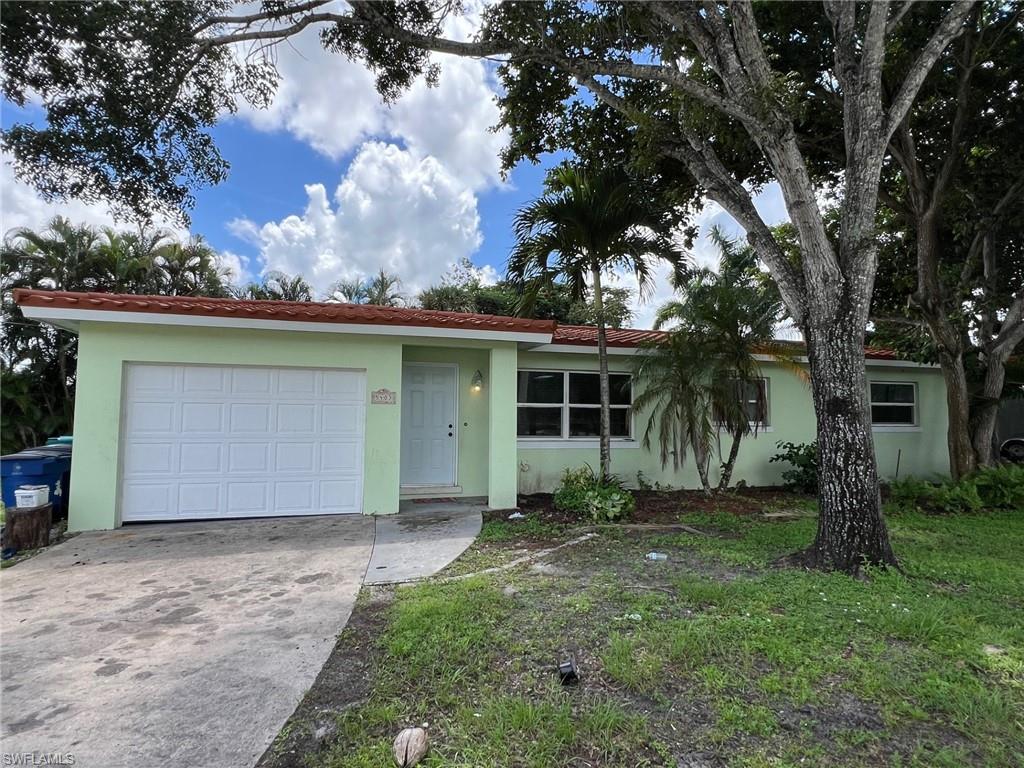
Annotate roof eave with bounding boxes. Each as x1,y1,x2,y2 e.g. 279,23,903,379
20,305,555,345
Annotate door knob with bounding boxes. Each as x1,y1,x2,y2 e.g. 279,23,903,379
448,431,453,437
448,424,453,429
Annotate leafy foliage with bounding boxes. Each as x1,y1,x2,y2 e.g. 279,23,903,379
889,466,1024,514
417,258,635,327
770,441,819,494
235,271,313,302
553,465,635,523
1,217,233,453
0,1,277,223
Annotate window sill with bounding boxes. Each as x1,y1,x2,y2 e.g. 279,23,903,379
517,438,641,449
871,425,921,433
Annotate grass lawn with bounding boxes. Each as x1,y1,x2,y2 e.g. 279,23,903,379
261,501,1023,768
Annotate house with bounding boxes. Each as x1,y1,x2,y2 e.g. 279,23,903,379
15,289,950,531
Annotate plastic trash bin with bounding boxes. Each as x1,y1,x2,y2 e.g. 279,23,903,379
1,443,72,520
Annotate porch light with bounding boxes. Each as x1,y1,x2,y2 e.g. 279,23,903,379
471,369,484,392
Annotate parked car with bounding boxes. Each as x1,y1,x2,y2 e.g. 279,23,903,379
1001,435,1024,463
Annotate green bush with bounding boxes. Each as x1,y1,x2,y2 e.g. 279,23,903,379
769,441,818,494
889,465,1024,513
553,465,635,522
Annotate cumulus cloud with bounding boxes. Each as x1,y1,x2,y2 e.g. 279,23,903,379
230,141,482,297
1,156,188,239
232,7,506,192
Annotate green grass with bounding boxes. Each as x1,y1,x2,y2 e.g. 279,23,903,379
295,508,1024,767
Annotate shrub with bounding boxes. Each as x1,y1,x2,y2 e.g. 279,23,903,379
554,465,635,522
769,441,818,494
889,465,1024,514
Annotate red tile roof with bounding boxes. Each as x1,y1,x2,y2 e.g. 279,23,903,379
552,324,667,347
13,289,901,359
12,289,557,335
550,324,899,359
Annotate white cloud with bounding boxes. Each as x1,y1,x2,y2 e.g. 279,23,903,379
233,141,482,297
1,156,189,239
231,7,506,192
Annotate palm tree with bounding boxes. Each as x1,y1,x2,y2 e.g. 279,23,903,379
634,230,795,492
327,278,369,304
508,165,684,479
364,269,404,306
237,271,313,302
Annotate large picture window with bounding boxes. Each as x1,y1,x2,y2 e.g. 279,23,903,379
870,382,916,426
517,370,632,439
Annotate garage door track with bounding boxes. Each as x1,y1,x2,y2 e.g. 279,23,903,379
0,516,375,767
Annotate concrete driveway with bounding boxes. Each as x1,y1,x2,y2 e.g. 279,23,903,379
0,516,375,767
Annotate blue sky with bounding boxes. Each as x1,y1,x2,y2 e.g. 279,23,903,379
1,17,787,329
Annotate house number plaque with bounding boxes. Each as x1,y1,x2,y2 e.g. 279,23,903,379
371,388,397,405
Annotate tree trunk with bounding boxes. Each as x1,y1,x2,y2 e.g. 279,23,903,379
972,348,1010,467
717,431,743,492
798,317,898,572
591,265,612,481
693,435,712,494
5,503,52,551
937,350,977,480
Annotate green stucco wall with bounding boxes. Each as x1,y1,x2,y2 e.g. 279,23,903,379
67,320,949,531
516,351,949,493
68,322,521,531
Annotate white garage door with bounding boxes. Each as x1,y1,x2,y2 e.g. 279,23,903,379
120,364,366,522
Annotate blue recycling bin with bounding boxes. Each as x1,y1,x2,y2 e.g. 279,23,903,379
1,443,72,519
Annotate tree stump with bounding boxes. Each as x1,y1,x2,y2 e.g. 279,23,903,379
5,503,52,551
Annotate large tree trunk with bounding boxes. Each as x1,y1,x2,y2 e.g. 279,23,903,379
937,350,976,480
591,265,612,480
799,314,898,572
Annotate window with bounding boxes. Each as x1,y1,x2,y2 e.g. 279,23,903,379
714,378,769,427
870,382,916,426
517,370,632,439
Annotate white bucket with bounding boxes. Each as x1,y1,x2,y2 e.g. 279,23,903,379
14,485,49,508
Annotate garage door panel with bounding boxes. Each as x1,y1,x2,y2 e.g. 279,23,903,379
183,366,225,392
180,443,222,473
122,483,173,517
128,401,176,433
276,443,316,472
228,443,270,472
182,402,224,432
124,442,175,475
120,364,365,521
227,482,269,514
278,403,317,432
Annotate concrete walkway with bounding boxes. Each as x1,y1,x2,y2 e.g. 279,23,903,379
0,507,480,767
365,500,483,585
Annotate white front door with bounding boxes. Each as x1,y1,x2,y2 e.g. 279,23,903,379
119,363,366,521
400,364,457,486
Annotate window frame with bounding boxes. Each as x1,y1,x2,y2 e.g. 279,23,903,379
517,368,634,440
868,380,918,427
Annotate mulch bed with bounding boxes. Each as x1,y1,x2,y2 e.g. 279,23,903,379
500,487,809,527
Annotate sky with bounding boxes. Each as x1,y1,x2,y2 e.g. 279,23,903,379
0,13,789,330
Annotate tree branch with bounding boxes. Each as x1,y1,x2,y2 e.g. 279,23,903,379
884,0,976,141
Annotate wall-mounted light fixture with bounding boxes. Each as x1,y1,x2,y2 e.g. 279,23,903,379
471,369,484,392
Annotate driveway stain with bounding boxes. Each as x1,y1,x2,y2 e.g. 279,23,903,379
95,662,130,677
295,572,330,584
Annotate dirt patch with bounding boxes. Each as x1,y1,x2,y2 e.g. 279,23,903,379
505,487,811,527
256,587,394,768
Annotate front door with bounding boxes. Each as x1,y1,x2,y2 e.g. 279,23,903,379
400,364,457,486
